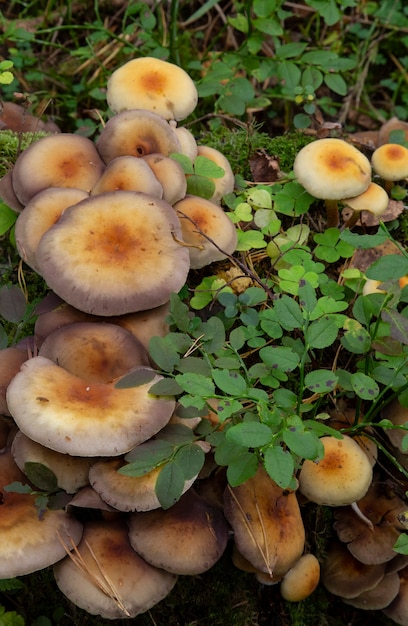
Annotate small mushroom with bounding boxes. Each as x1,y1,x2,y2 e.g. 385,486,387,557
6,356,175,457
174,194,238,269
169,123,198,160
298,435,373,507
106,57,198,121
342,181,390,229
53,519,177,619
11,133,105,205
344,571,400,610
128,488,229,575
35,191,190,316
372,143,408,190
0,170,24,212
143,153,187,204
90,155,163,197
280,553,320,602
293,138,372,227
96,109,181,164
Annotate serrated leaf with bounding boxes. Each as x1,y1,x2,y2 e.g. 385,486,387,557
175,372,215,396
155,460,186,509
226,451,258,486
174,443,205,480
115,367,158,389
149,335,181,372
226,422,273,447
212,369,247,395
283,427,323,460
263,446,294,489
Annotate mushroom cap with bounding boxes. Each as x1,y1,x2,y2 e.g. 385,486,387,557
343,181,389,216
223,466,305,577
11,133,105,205
0,345,29,416
15,187,89,271
106,57,198,121
38,321,150,383
143,153,187,205
0,170,24,212
128,489,229,575
372,143,408,181
96,109,181,164
196,145,235,203
293,138,372,200
35,191,190,316
298,435,373,506
344,571,400,610
170,124,198,160
90,155,163,197
111,302,170,352
174,194,238,269
280,553,321,602
89,455,198,512
383,567,408,625
53,519,177,619
11,430,93,494
0,490,83,578
6,356,175,456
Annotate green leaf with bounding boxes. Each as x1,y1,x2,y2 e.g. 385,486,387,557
324,72,347,95
170,152,194,174
236,229,266,250
122,439,175,473
175,372,215,396
148,378,183,396
226,422,273,447
341,319,372,354
157,423,196,444
366,255,408,281
273,295,304,330
259,345,300,371
304,370,338,394
149,336,181,372
174,443,205,480
226,451,259,486
305,316,340,348
382,308,408,345
339,230,389,249
212,369,247,395
263,446,294,489
393,532,408,554
24,462,58,492
194,155,225,178
115,367,158,389
155,461,186,509
186,174,216,199
214,398,243,421
0,285,26,323
283,426,323,460
351,372,380,400
0,203,17,235
4,481,32,494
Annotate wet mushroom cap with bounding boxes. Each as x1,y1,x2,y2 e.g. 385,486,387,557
0,490,83,577
298,435,373,506
96,109,181,164
34,191,190,316
11,133,105,205
38,321,150,382
174,194,238,269
106,57,198,121
293,138,372,199
53,519,177,619
15,187,89,271
6,357,175,456
90,155,163,197
371,143,408,181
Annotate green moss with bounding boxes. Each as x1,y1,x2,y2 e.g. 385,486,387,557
0,130,51,176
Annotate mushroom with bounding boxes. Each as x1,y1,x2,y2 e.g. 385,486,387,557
53,519,177,619
280,553,321,602
127,488,229,575
383,566,408,625
95,109,181,164
6,356,175,457
196,145,235,203
34,191,190,316
298,435,373,507
293,138,372,227
11,430,93,494
174,194,238,269
38,321,150,383
106,57,198,121
11,133,105,205
0,170,24,212
342,181,389,229
15,187,89,271
143,153,187,204
0,345,30,416
223,466,305,578
90,155,163,197
169,123,198,160
371,143,408,191
0,488,83,578
344,571,400,610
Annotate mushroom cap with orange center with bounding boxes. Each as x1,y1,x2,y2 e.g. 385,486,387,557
371,143,408,181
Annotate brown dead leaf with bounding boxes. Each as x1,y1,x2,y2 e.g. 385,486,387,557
379,117,408,145
342,199,404,227
249,150,281,182
349,239,403,274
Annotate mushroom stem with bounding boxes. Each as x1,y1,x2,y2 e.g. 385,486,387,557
342,209,360,230
324,199,340,228
351,501,374,531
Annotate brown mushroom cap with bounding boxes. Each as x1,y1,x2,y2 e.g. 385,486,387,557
293,138,372,200
38,321,150,383
15,187,89,271
143,153,187,205
174,194,238,269
53,519,177,619
6,356,175,456
170,124,198,160
298,435,373,506
372,143,408,181
0,170,24,212
344,571,400,610
11,133,105,205
35,191,190,316
11,430,93,494
0,490,83,578
280,553,321,602
223,466,305,578
90,155,163,197
96,109,181,164
128,488,229,575
0,345,29,416
106,57,198,121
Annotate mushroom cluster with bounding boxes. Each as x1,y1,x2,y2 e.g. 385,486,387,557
0,56,238,619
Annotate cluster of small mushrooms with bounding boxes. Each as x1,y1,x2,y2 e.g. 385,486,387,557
1,55,408,622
